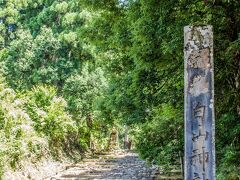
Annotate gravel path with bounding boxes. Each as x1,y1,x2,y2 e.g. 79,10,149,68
48,151,159,180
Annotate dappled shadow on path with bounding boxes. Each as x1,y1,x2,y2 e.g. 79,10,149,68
48,151,159,180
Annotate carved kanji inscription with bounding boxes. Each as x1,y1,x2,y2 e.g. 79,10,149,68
184,26,215,180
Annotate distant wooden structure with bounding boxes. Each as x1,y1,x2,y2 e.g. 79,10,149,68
184,26,215,180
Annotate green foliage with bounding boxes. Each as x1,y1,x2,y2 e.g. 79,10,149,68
217,153,240,179
25,85,78,155
0,0,44,47
83,0,240,176
0,1,111,175
63,64,108,149
216,114,240,178
135,104,183,167
0,76,47,174
2,27,80,89
63,64,108,121
0,0,240,177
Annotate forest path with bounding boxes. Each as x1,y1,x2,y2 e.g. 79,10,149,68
47,150,160,180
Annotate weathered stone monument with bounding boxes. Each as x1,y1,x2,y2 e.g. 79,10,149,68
107,127,119,150
184,26,215,180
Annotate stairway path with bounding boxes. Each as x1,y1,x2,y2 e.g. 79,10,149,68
47,150,159,180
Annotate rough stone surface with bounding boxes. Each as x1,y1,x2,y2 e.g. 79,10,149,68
3,150,184,179
47,150,159,180
3,159,66,180
184,25,215,180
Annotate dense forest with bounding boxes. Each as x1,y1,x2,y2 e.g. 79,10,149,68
0,0,239,179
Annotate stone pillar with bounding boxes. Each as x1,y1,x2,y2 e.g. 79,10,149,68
124,125,129,149
107,127,119,150
184,26,215,180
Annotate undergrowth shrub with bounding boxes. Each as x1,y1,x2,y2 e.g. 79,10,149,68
216,114,240,179
0,80,80,178
0,77,47,176
25,85,78,156
135,104,183,170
